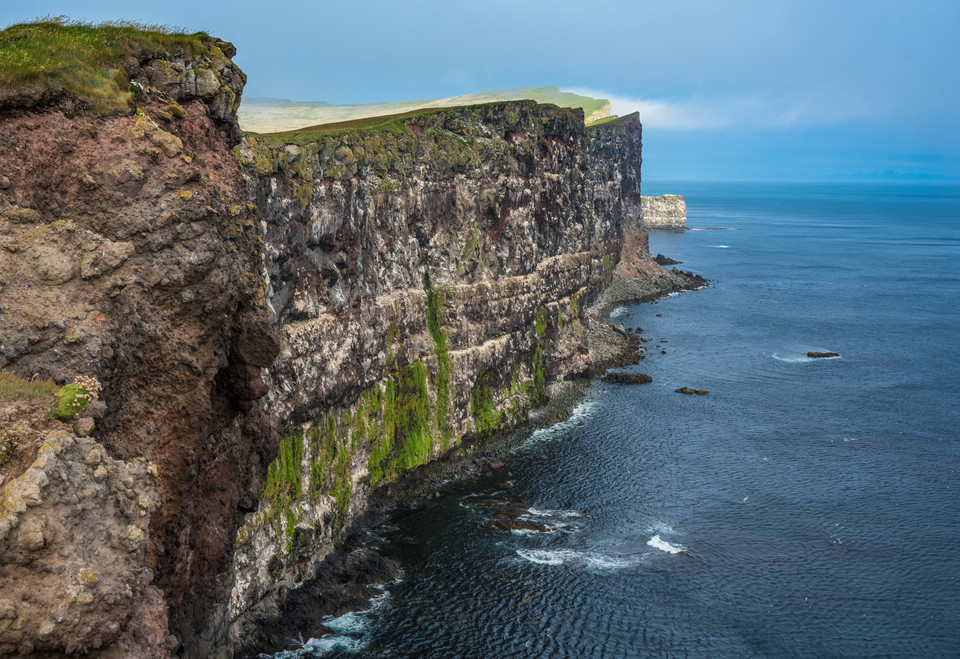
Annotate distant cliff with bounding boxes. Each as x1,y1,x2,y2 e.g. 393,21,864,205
641,194,686,230
0,22,701,658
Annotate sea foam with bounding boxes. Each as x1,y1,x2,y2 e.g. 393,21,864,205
516,548,640,570
647,534,684,554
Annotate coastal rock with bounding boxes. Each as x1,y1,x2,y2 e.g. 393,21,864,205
641,195,686,231
675,387,709,395
654,254,681,265
807,351,839,359
601,372,652,384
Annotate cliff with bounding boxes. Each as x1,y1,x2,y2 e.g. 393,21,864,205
641,194,687,230
0,23,701,657
0,24,278,657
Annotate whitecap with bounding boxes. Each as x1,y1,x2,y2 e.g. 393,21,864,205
647,534,684,554
581,553,640,570
516,548,639,569
711,245,731,248
609,305,628,319
524,399,599,444
525,507,583,519
516,548,577,565
773,352,840,364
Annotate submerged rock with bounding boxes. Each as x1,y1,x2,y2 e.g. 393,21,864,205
675,387,708,395
601,372,652,384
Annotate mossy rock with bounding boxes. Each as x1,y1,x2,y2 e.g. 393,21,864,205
54,383,91,419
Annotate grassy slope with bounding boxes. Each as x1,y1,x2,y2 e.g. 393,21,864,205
0,18,209,113
239,85,612,134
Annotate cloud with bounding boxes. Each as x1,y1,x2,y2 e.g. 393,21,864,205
566,88,871,131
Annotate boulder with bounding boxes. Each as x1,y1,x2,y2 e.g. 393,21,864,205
601,372,652,384
654,254,681,265
807,352,839,359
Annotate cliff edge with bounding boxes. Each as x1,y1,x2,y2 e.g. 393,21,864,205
0,21,702,658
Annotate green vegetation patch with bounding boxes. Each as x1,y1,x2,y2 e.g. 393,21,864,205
587,111,641,131
0,17,209,114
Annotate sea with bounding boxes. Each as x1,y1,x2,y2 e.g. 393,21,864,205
272,182,960,658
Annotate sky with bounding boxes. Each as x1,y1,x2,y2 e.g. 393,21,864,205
3,0,959,181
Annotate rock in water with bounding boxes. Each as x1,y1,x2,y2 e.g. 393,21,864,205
675,387,709,395
654,254,682,265
601,372,653,384
807,351,839,359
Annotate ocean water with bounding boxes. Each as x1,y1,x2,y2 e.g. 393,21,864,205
279,182,960,657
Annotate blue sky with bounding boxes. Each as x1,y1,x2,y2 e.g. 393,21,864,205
4,0,959,181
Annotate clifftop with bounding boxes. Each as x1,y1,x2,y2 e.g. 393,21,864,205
0,19,241,118
238,85,612,134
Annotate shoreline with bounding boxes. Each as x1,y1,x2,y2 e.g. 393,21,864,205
243,267,707,656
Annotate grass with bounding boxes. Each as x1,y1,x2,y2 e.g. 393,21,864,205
238,85,611,134
0,370,58,401
587,111,641,130
0,17,209,114
262,107,436,141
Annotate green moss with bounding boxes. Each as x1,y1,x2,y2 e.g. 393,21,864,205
426,283,452,447
532,309,547,403
54,382,94,419
260,431,303,509
470,371,502,439
368,358,434,485
0,18,211,115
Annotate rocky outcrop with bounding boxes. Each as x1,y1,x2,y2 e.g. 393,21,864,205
601,372,652,384
641,194,686,230
807,351,839,359
0,27,705,658
0,36,277,657
654,253,681,265
0,430,162,656
675,387,708,395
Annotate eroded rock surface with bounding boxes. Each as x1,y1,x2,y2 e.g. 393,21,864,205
0,431,162,656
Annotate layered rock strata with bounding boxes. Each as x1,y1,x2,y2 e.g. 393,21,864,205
641,194,686,230
0,33,701,658
214,102,651,655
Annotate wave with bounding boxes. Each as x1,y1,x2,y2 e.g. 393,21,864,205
609,305,628,319
647,534,684,554
525,507,583,519
710,244,731,248
772,353,840,364
510,522,578,536
516,548,578,565
264,590,390,657
525,398,600,444
515,548,641,570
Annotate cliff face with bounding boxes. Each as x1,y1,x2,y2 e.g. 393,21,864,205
0,38,279,656
209,102,647,654
641,194,686,230
0,31,698,658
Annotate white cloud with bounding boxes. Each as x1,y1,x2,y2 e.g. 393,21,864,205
566,88,870,131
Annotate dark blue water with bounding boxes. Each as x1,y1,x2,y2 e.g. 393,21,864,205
286,183,960,657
